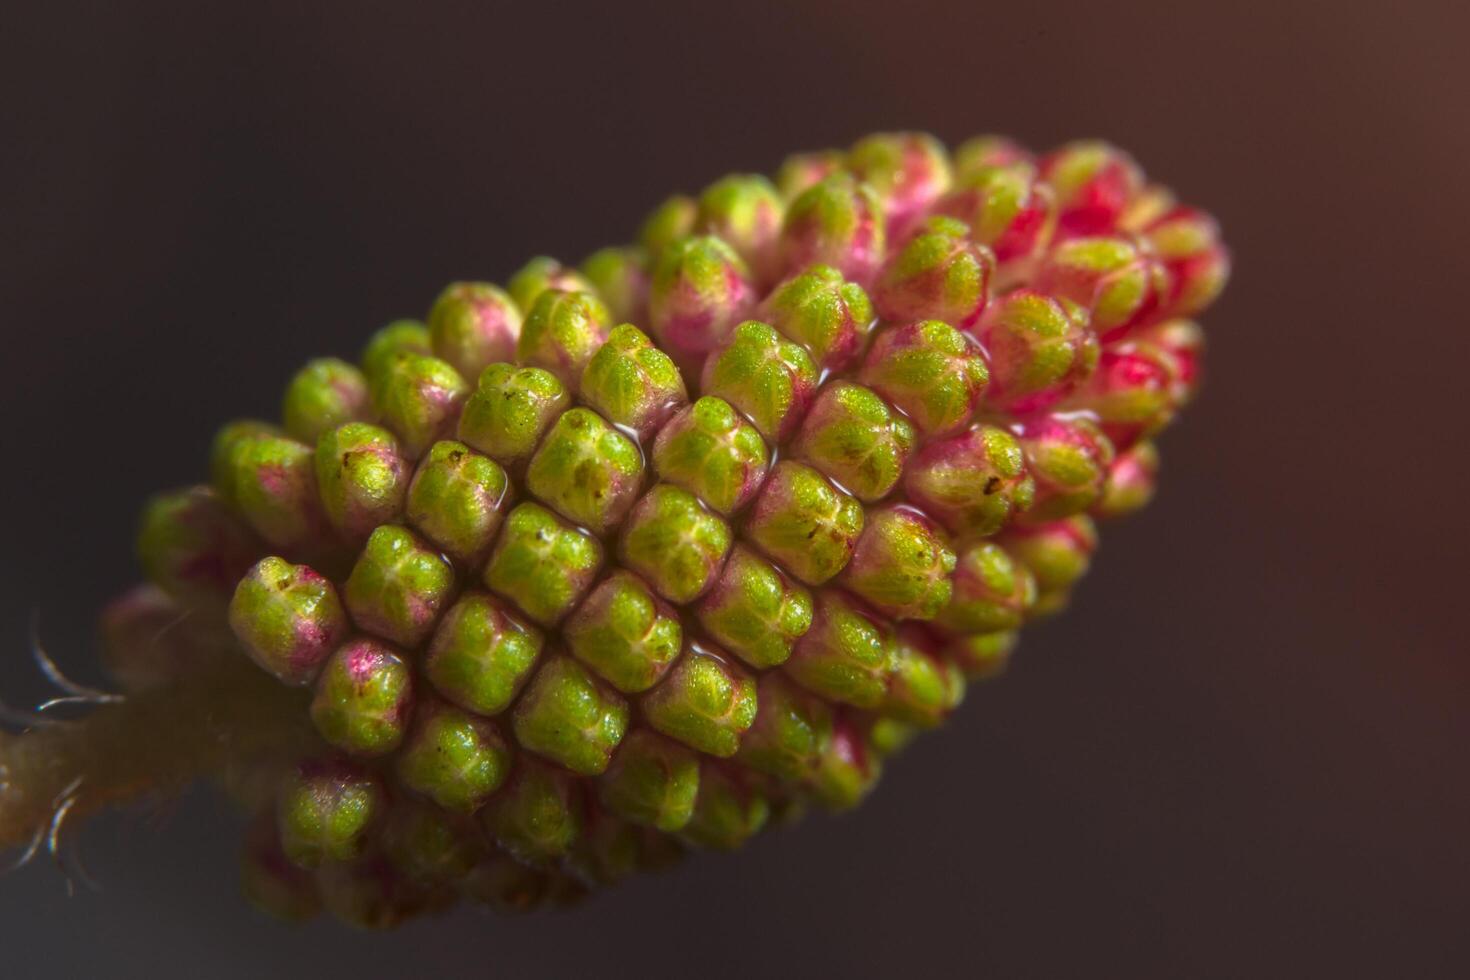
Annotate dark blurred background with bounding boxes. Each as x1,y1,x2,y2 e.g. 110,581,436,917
1,1,1465,976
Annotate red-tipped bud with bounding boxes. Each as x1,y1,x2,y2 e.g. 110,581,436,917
847,131,953,239
648,236,757,373
975,289,1098,413
1012,414,1115,523
779,173,887,287
937,163,1057,280
1035,235,1168,341
1066,342,1181,449
1142,206,1230,319
871,216,994,328
1039,141,1145,237
1092,440,1160,520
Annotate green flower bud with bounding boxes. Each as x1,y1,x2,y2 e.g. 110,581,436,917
216,431,329,553
700,319,818,444
405,440,511,566
649,396,768,515
999,515,1098,616
866,715,919,758
640,645,758,758
457,363,570,466
1092,440,1159,520
758,264,875,373
209,420,281,504
516,289,613,391
137,485,260,607
229,556,349,685
276,760,383,868
309,637,414,757
580,245,650,324
648,235,756,372
774,148,844,201
1013,416,1115,523
483,502,604,626
904,425,1036,538
565,571,683,694
882,629,965,727
360,320,432,384
240,810,321,922
975,289,1098,414
281,358,371,444
396,700,513,813
369,352,470,460
951,135,1031,179
695,544,813,669
618,484,732,604
841,506,956,621
481,756,585,865
507,256,595,313
681,763,771,850
426,281,522,382
872,215,994,328
736,671,833,782
579,324,687,439
744,461,864,586
512,654,629,776
784,590,893,708
936,162,1057,276
789,381,916,502
808,718,882,811
1036,235,1167,341
945,629,1018,681
935,542,1036,633
859,320,989,438
525,407,645,534
424,590,543,716
343,525,457,648
694,173,785,285
598,729,700,832
637,195,698,256
847,131,952,238
314,422,411,544
779,173,887,287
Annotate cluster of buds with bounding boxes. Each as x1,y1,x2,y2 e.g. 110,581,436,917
115,130,1227,928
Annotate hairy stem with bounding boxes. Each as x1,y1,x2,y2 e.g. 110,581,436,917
0,655,312,850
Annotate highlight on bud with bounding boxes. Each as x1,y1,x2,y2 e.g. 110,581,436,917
872,216,993,328
779,173,887,287
229,556,349,686
974,289,1098,413
648,235,756,372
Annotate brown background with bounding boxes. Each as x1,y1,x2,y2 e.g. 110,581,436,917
1,1,1465,976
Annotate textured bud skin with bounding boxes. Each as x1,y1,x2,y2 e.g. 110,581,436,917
241,811,321,922
315,423,411,544
759,264,875,373
790,381,916,502
808,719,881,810
310,637,413,757
425,591,542,716
507,257,596,314
580,246,650,325
936,542,1036,633
1144,207,1230,319
736,671,833,782
277,760,383,868
681,763,771,850
483,757,584,866
1036,235,1166,340
745,461,864,586
841,506,956,621
217,432,328,553
427,282,522,382
343,525,456,649
650,396,767,515
847,131,952,239
1014,415,1116,522
1068,342,1179,449
976,289,1099,413
695,174,785,285
883,630,965,727
525,407,644,534
945,629,1017,681
779,173,887,286
370,353,470,461
360,320,432,383
784,590,893,708
937,163,1057,274
282,358,371,444
999,515,1098,616
457,364,570,466
137,486,259,606
579,324,687,439
952,135,1032,178
775,149,844,201
513,654,629,776
1039,141,1145,237
859,320,989,438
904,425,1036,538
599,729,700,832
872,216,994,328
405,440,511,567
640,645,757,758
619,485,732,604
648,235,756,371
397,701,512,813
1092,440,1159,519
210,421,281,503
700,320,818,443
516,290,614,391
565,571,682,694
695,544,813,669
483,502,603,626
637,195,698,256
229,557,348,685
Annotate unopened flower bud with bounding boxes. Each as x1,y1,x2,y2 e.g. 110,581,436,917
427,282,522,382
